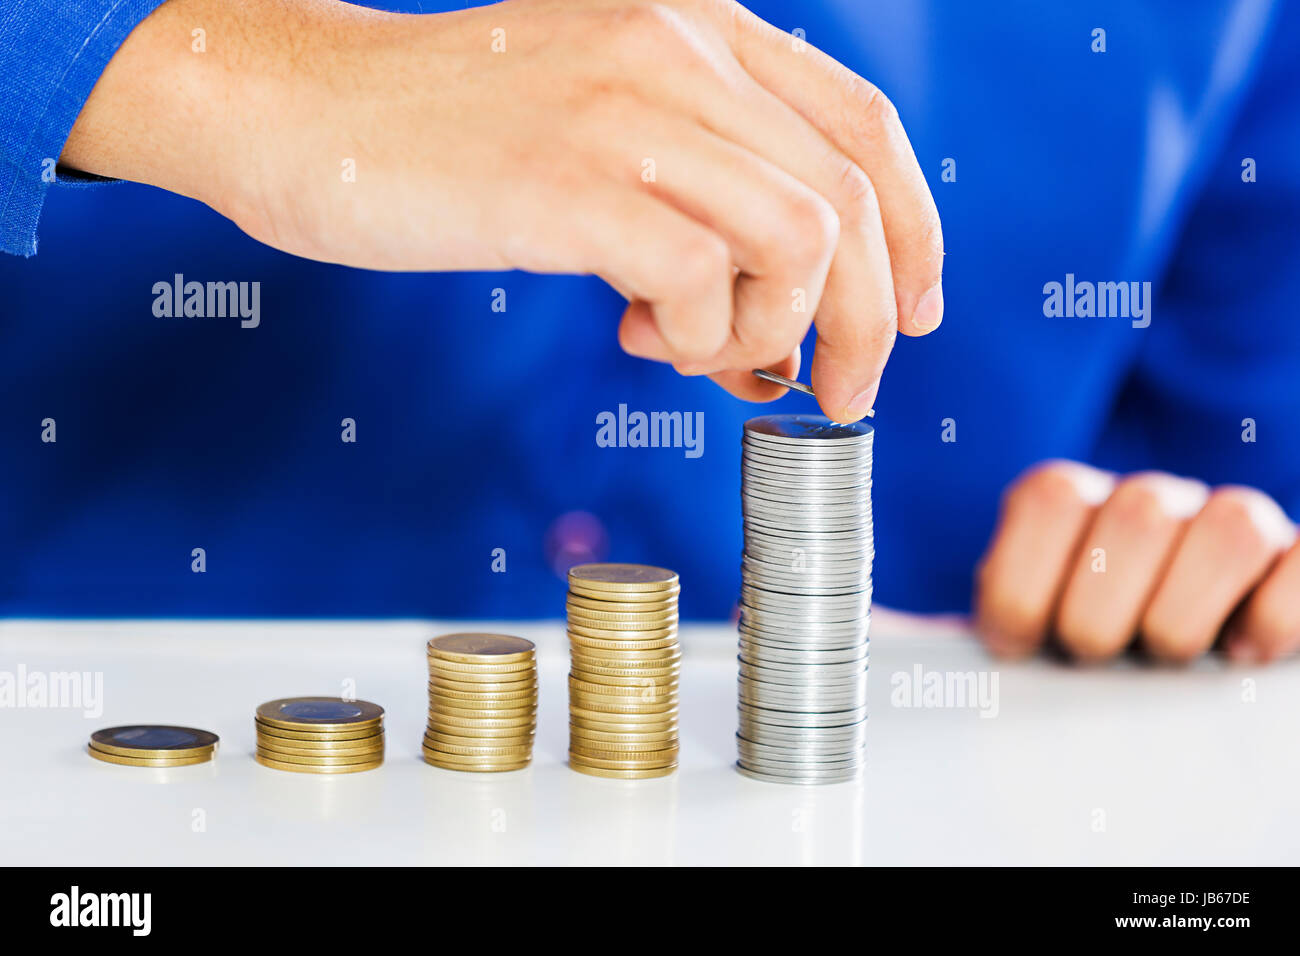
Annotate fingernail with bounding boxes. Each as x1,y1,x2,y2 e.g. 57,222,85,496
844,385,878,422
911,283,944,333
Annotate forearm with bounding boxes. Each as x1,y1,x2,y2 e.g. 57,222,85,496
60,0,381,214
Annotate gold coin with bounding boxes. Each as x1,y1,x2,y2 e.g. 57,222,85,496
428,697,535,712
89,726,219,760
568,563,679,591
423,733,530,749
569,676,677,698
571,664,680,685
566,612,680,630
255,730,384,750
427,633,536,664
570,743,679,765
569,701,677,719
567,623,679,643
429,685,537,704
569,725,679,743
421,752,531,773
568,631,679,651
569,732,679,752
570,714,679,734
427,657,535,676
428,712,535,728
567,583,680,605
569,657,680,675
570,649,681,668
255,747,384,766
569,762,678,779
422,739,533,759
253,720,382,742
420,745,533,766
255,698,384,732
569,694,679,714
568,642,680,662
256,738,386,758
424,720,536,738
568,750,678,770
87,746,213,768
429,672,538,691
255,753,382,774
564,593,677,614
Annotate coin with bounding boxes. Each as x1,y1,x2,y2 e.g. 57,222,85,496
427,633,536,664
255,753,383,774
252,720,381,742
86,747,212,768
738,414,872,784
568,751,679,771
256,698,384,732
569,563,678,588
89,725,218,760
424,632,538,773
255,747,384,767
569,763,678,780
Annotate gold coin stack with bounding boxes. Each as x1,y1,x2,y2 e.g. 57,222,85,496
254,697,385,773
423,633,538,772
87,725,218,768
567,563,681,779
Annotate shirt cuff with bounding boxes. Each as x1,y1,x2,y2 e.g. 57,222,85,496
0,0,168,256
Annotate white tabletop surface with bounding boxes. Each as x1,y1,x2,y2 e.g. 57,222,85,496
2,612,1296,866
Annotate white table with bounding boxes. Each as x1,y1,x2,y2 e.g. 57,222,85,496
2,613,1296,865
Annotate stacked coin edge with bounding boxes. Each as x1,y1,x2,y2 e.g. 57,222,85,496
737,414,873,784
423,633,538,772
255,697,386,774
87,725,219,768
567,563,682,779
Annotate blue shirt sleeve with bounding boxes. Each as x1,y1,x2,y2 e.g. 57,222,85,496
1,0,166,257
1098,0,1300,518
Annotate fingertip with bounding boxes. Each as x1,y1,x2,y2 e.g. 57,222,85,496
902,282,943,336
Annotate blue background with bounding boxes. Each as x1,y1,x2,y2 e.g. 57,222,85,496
2,0,1298,619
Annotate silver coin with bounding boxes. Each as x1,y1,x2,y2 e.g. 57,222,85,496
735,763,864,785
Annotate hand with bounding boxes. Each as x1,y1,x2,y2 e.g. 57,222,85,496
974,461,1300,663
61,0,943,423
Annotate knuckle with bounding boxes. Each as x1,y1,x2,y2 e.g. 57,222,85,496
784,190,841,267
829,160,879,221
1105,475,1180,535
1005,461,1090,518
673,232,730,292
1199,486,1289,559
848,81,902,141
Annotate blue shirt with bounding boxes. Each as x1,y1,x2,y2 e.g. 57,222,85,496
2,0,1298,618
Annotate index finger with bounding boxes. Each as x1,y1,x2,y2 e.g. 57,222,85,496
720,2,945,336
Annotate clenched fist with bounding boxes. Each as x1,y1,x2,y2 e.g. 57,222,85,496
975,461,1300,664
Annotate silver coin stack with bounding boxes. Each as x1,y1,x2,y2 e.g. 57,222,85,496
737,413,874,784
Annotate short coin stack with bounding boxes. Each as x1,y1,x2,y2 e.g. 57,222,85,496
567,563,681,779
87,725,218,767
737,414,873,784
255,697,385,773
423,633,538,772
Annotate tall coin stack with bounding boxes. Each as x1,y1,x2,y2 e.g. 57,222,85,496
423,633,538,772
737,414,873,784
255,697,386,773
567,563,681,779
